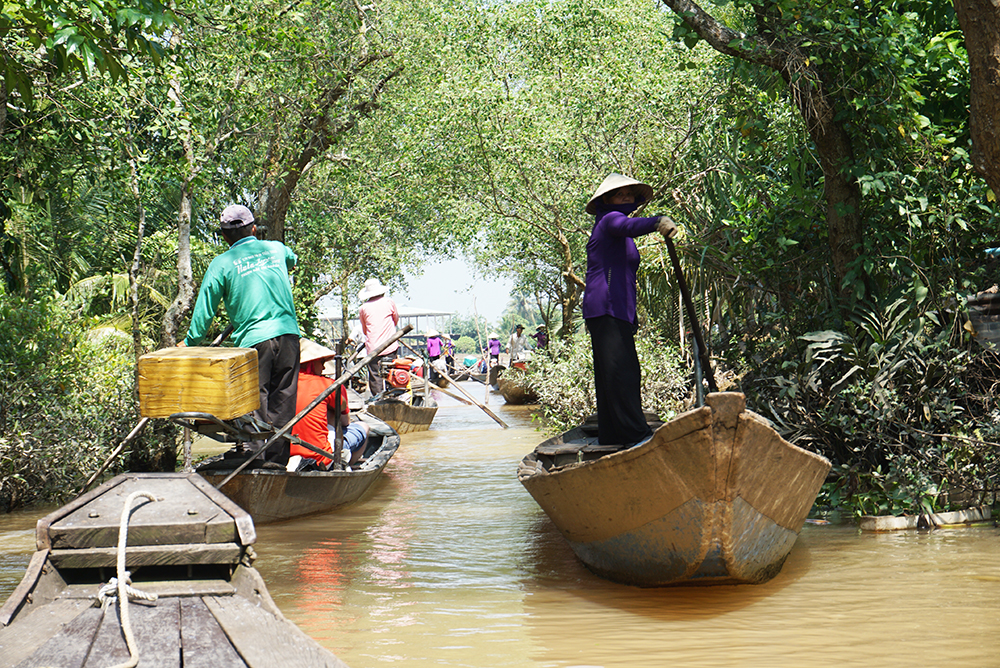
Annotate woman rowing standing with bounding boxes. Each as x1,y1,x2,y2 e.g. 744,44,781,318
582,173,677,446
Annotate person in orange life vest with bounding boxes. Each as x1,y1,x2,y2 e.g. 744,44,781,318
288,339,370,471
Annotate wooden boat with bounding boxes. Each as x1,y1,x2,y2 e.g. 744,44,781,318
517,392,831,587
364,389,438,434
859,505,992,531
197,412,400,524
488,364,505,389
0,472,346,668
498,377,538,405
967,287,1000,347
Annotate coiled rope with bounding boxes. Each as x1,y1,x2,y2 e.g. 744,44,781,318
95,490,161,668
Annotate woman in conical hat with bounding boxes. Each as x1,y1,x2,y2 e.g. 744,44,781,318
582,173,678,446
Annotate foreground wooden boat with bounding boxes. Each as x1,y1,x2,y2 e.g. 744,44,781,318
518,392,831,587
364,390,437,434
198,413,400,524
0,473,346,668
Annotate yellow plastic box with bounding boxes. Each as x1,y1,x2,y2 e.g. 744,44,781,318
137,347,259,419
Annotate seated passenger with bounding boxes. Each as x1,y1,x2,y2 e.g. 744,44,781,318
289,339,370,471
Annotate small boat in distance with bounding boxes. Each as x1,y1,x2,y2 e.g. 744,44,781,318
365,388,438,434
518,392,831,587
197,412,401,524
0,473,347,667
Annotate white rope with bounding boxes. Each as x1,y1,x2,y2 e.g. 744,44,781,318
97,490,161,668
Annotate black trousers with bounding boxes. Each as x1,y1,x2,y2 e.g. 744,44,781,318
586,315,651,446
367,350,397,395
253,333,300,464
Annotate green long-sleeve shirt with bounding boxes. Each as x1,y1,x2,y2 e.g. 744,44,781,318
184,237,300,348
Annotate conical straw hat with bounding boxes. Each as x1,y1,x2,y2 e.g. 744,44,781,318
585,173,653,214
300,338,337,364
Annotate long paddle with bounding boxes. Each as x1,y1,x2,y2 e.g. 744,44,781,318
663,232,718,400
78,324,236,494
215,325,412,488
397,339,509,428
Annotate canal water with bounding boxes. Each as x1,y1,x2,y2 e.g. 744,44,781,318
1,382,998,667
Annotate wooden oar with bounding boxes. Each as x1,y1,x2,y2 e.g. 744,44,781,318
215,325,413,488
78,324,236,494
397,340,509,428
663,233,718,397
406,374,472,405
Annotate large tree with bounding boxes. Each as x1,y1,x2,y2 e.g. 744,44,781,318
953,0,1000,196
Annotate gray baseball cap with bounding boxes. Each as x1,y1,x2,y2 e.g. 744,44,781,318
220,204,255,229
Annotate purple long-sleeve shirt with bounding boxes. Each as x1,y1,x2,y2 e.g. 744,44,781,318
581,202,660,326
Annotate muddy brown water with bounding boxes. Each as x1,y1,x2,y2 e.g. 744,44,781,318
2,383,998,667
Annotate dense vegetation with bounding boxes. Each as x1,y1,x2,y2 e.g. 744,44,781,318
1,0,998,516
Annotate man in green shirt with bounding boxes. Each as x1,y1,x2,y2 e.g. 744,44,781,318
180,204,300,465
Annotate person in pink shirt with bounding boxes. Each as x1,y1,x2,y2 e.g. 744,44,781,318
358,278,399,395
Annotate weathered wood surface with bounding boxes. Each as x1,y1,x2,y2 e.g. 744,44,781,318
37,473,254,552
137,346,259,419
0,549,49,626
48,543,243,569
366,399,436,433
179,598,246,668
203,595,349,668
859,505,992,531
1,472,348,668
518,392,831,587
497,377,538,405
0,598,93,667
86,599,181,668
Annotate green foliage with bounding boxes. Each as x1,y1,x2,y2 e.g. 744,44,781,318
0,293,173,511
759,295,999,516
454,335,477,354
526,327,688,434
0,0,176,104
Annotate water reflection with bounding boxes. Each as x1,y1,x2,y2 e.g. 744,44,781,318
1,383,998,668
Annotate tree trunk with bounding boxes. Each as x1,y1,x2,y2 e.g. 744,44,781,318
127,155,146,362
658,0,863,286
160,183,195,348
955,0,1000,196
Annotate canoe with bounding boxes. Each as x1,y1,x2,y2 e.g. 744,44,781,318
859,505,992,531
197,412,400,524
0,472,346,668
517,392,831,587
365,391,438,434
498,377,538,405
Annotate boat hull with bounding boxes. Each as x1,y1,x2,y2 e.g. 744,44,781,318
200,419,400,524
498,379,538,404
518,392,830,587
366,399,437,433
0,473,346,667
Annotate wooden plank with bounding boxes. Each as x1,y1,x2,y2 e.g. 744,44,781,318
82,599,181,668
36,476,133,550
8,604,103,668
58,580,235,600
0,549,49,626
203,596,348,668
186,474,256,547
49,543,242,569
179,598,246,668
48,476,237,550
